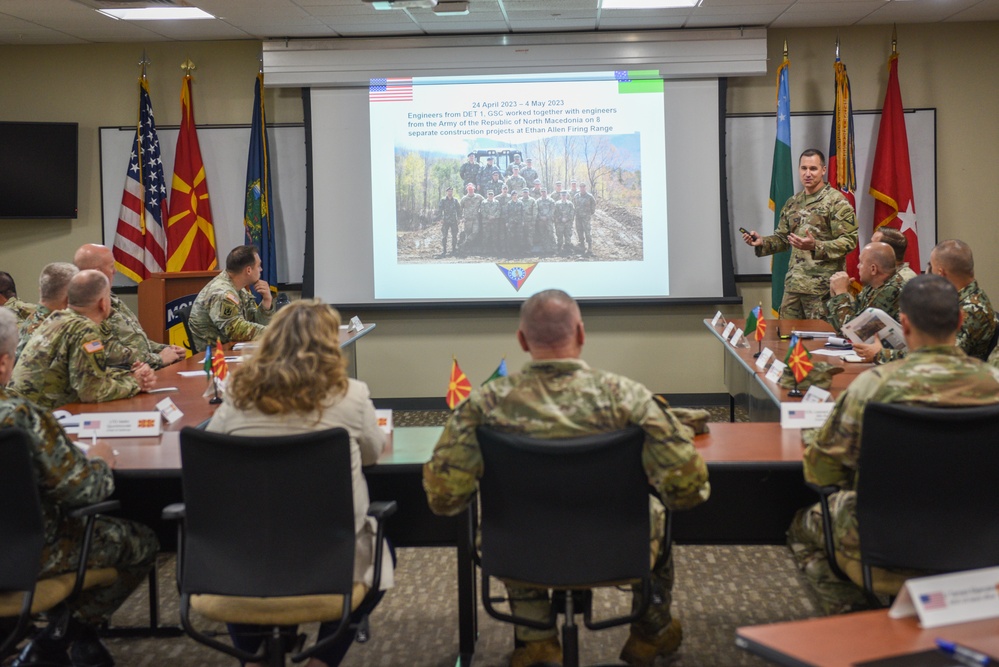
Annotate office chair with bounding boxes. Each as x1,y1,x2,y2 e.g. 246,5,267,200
0,428,120,660
811,402,999,601
166,426,395,667
476,425,669,667
982,319,999,360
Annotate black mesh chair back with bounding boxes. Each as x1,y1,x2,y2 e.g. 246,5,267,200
0,428,45,595
178,426,356,597
476,425,649,586
857,402,999,573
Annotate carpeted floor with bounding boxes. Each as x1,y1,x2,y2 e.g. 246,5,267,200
20,405,813,666
97,543,817,666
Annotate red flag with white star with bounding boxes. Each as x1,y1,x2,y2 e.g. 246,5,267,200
869,52,920,271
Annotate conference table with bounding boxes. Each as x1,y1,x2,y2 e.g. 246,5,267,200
62,336,816,666
736,608,999,666
705,317,873,422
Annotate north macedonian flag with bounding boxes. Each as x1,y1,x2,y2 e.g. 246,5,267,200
784,335,814,384
167,73,217,272
446,357,472,410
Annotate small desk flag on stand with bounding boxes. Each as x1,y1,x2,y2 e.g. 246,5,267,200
482,358,508,386
446,358,471,410
784,335,814,397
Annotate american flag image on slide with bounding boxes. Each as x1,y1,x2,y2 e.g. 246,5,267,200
369,77,413,102
919,592,947,610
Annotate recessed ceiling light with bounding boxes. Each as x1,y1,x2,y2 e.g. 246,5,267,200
97,7,215,20
602,0,700,8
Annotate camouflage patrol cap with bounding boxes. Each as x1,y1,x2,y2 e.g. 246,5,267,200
486,189,495,195
467,152,475,157
534,179,541,184
570,179,577,184
486,156,494,161
671,407,711,435
445,186,453,191
777,361,844,391
522,187,530,193
512,165,520,170
526,158,533,163
466,182,475,189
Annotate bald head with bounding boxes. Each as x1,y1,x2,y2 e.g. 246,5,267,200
74,244,115,280
68,270,110,312
857,242,897,287
930,239,974,286
518,289,584,358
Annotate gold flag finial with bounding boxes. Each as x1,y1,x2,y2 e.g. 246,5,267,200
139,50,150,79
891,24,897,54
782,38,788,60
835,36,840,61
181,58,196,75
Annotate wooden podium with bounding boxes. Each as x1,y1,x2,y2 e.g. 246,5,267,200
137,271,218,344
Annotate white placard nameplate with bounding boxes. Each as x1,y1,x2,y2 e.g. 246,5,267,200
711,311,724,327
779,402,834,429
79,412,162,438
801,385,832,403
890,566,999,628
156,397,184,425
349,315,364,332
721,322,736,340
755,347,774,369
730,328,743,346
764,360,786,383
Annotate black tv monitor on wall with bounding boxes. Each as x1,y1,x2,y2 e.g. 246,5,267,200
0,122,79,219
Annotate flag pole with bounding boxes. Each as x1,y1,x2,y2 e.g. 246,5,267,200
788,378,803,398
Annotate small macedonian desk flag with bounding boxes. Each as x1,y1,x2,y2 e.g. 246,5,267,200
784,334,814,397
446,357,472,410
744,304,768,357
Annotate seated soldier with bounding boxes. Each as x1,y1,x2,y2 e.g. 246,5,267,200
186,245,274,353
0,308,159,667
788,274,999,614
74,244,185,368
0,270,38,325
423,289,710,667
825,242,904,333
10,270,156,409
16,262,78,362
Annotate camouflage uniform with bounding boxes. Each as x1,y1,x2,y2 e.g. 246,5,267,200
506,174,527,194
897,263,918,284
479,168,502,196
479,198,503,256
15,304,53,363
756,184,858,320
459,192,485,254
574,191,597,253
459,161,480,189
437,194,461,255
520,193,538,251
554,197,576,254
504,160,524,178
504,197,526,256
520,166,539,185
187,271,273,353
102,293,169,369
0,388,158,625
10,310,140,410
535,196,557,255
423,359,710,642
788,346,999,614
878,280,997,364
825,271,905,334
3,295,38,326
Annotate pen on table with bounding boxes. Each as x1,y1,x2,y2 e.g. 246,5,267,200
936,638,994,666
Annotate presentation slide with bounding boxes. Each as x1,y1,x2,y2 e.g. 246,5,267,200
367,72,668,300
309,76,726,307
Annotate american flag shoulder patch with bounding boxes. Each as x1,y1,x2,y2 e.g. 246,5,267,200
83,339,104,354
225,292,240,305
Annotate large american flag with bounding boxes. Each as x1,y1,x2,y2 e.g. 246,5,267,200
113,76,168,283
